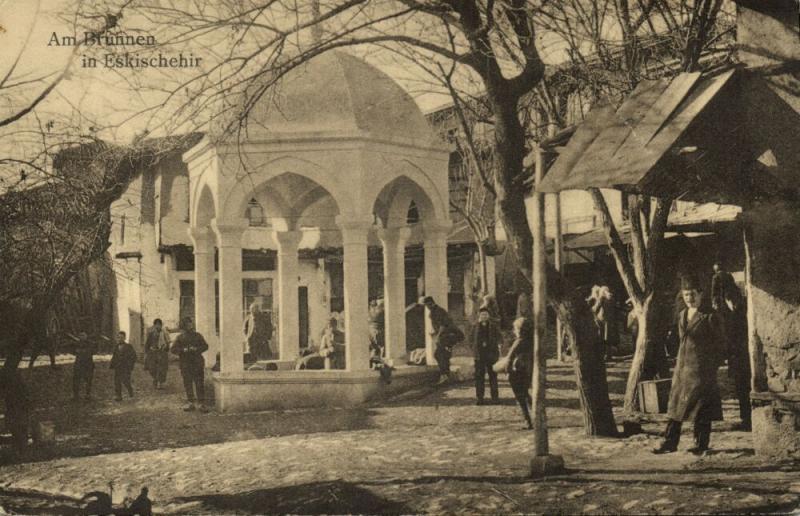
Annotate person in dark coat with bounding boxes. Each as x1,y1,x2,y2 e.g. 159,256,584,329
653,275,725,455
506,317,534,429
144,318,170,389
71,331,97,401
471,307,502,405
243,303,273,361
110,331,137,401
711,264,751,430
711,261,738,314
421,296,463,384
127,487,153,516
27,309,58,370
171,317,209,412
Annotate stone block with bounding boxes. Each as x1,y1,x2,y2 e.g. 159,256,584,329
752,405,800,459
768,376,788,393
788,378,800,393
529,454,566,478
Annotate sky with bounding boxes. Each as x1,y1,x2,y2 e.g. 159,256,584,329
0,0,577,149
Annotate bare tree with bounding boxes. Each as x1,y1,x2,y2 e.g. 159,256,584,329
536,0,734,419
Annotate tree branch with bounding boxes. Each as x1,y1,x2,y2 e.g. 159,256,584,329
590,188,645,305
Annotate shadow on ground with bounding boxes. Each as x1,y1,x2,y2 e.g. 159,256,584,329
171,480,413,515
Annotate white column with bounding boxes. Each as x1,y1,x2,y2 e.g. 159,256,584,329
423,220,451,365
212,219,247,376
189,227,217,366
377,227,411,361
275,230,302,361
337,216,372,371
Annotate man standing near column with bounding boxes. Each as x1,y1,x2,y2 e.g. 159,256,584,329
171,317,209,412
421,296,463,384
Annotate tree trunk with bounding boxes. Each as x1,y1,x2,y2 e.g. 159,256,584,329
547,264,618,437
2,341,30,452
493,98,534,282
555,297,619,436
477,242,489,298
622,294,670,416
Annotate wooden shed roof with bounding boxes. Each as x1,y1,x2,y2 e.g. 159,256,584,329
536,68,800,206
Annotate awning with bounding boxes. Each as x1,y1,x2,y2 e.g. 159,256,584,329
535,68,800,205
559,202,739,251
563,229,714,251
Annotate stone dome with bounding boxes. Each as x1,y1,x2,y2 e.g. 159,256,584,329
212,51,436,145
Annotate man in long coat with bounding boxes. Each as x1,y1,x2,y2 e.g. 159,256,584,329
421,296,463,383
144,318,170,389
654,275,725,455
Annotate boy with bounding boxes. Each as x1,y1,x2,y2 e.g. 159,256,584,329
471,307,502,405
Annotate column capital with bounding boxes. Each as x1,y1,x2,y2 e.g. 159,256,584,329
273,230,303,253
212,217,248,248
423,219,452,236
423,219,451,247
188,227,215,253
376,227,412,248
336,215,373,246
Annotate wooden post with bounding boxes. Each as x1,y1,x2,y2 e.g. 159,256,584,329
554,192,564,362
530,146,565,476
743,225,768,392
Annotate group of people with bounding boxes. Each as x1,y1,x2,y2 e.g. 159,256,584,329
68,316,210,412
652,261,751,455
467,295,536,429
420,293,534,429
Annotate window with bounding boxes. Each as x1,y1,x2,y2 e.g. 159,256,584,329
179,280,195,325
406,201,420,224
243,278,273,320
120,214,126,245
246,198,265,227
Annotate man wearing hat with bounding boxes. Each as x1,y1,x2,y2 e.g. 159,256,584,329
653,274,725,455
171,317,209,412
420,296,463,384
470,306,502,404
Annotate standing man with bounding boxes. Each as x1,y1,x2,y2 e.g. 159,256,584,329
171,317,209,412
421,296,463,384
70,331,97,401
653,275,725,455
711,261,737,313
110,331,137,401
471,307,502,405
144,318,170,390
243,303,273,361
712,263,751,430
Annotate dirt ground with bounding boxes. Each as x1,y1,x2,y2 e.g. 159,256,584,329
1,349,799,515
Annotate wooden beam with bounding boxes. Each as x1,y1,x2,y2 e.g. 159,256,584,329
532,147,549,456
743,225,769,393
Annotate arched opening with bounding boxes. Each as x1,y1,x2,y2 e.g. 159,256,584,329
372,176,448,362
